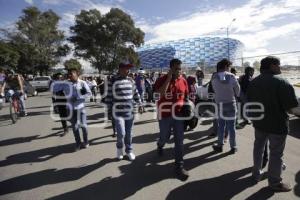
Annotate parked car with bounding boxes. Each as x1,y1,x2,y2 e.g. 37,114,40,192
29,76,52,91
24,81,38,97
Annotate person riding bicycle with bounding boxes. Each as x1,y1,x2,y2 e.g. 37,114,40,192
2,69,27,116
0,68,6,109
0,68,6,96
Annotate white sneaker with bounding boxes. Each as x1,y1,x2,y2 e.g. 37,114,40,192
282,163,287,171
127,152,136,161
117,148,123,160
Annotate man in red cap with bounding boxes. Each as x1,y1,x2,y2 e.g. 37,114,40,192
105,62,143,161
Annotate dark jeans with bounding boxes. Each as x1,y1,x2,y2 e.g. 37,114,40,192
158,117,184,167
263,142,269,164
70,109,88,146
112,117,116,134
58,105,68,130
252,129,287,186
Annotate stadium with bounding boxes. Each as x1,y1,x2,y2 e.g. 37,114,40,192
137,37,244,70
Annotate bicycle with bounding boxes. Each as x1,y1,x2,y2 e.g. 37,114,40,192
0,94,4,110
6,90,21,124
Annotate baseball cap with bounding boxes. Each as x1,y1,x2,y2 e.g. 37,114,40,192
119,62,134,69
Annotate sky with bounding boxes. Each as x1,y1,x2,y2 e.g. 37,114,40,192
0,0,300,66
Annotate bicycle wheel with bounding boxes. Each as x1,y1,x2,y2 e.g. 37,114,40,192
0,98,3,110
9,99,18,123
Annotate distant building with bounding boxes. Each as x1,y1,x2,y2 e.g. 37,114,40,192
137,37,244,70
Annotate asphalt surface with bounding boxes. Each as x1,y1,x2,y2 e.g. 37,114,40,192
0,92,299,200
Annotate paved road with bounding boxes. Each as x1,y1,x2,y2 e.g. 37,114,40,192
0,92,299,200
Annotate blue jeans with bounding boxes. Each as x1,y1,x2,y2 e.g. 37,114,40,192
70,108,88,146
217,103,237,148
114,114,134,153
158,117,184,167
8,90,26,113
138,90,145,104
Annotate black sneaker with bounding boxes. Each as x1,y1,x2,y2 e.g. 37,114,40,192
60,129,69,137
157,146,163,156
112,133,116,138
269,182,292,192
208,133,217,138
20,111,28,117
82,142,89,149
74,144,81,152
245,120,252,125
229,147,237,154
212,144,223,152
175,167,189,181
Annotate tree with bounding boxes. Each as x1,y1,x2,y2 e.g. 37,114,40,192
64,58,82,71
253,60,260,71
10,7,69,74
0,41,20,70
243,61,251,68
69,8,144,72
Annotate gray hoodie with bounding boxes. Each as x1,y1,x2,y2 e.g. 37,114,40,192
211,71,240,104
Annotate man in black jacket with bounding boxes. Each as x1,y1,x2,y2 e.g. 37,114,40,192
247,56,300,192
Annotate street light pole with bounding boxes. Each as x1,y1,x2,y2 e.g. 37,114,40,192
226,18,236,61
227,27,229,60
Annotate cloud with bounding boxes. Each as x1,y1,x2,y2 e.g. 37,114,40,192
137,0,300,57
234,22,300,55
57,0,125,71
58,0,122,36
25,0,34,4
43,0,61,5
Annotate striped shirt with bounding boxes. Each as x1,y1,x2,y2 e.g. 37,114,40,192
105,74,141,114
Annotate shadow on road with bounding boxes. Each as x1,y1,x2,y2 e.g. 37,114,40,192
0,158,115,196
0,135,40,147
185,128,213,141
244,187,274,200
0,143,75,167
132,129,213,145
87,113,105,121
26,110,51,117
0,114,12,122
166,167,264,200
43,138,229,200
104,119,157,129
27,105,51,110
0,129,223,198
85,104,104,108
132,132,158,144
0,114,13,127
0,134,115,167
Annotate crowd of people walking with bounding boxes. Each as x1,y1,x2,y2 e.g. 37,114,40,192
42,56,300,191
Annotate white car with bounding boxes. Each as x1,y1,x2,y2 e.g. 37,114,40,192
29,76,52,91
196,85,209,101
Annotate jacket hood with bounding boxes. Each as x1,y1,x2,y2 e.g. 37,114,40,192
212,71,232,84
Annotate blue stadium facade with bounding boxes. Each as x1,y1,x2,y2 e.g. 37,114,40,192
137,37,244,69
